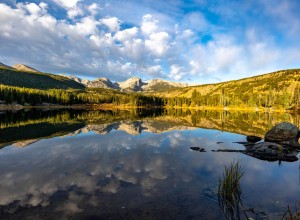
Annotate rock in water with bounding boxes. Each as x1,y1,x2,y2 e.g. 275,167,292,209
190,147,206,152
246,136,262,143
246,142,298,162
265,122,300,147
250,142,287,155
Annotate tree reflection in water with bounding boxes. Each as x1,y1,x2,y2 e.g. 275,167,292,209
0,108,299,148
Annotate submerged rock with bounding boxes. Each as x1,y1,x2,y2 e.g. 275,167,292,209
246,136,262,143
212,149,245,153
233,141,255,148
249,142,287,154
246,142,298,162
265,122,300,148
190,147,206,152
229,141,299,162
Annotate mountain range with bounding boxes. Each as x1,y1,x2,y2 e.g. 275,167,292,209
8,121,195,148
0,61,299,107
0,62,188,92
61,75,188,92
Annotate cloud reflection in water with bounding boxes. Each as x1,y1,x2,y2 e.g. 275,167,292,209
0,125,299,219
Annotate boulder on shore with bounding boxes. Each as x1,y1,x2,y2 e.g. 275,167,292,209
265,122,300,148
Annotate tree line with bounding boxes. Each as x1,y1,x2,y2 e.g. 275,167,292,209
0,85,164,106
164,87,300,110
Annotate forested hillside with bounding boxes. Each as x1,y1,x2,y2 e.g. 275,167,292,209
153,69,300,109
0,85,163,106
0,66,299,110
0,67,85,90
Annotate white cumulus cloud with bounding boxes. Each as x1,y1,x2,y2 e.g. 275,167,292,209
100,17,121,32
0,1,299,84
114,27,138,42
141,14,158,35
145,32,170,57
52,0,80,9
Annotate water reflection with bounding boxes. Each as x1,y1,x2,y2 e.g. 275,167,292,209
0,128,234,219
0,108,299,148
0,109,299,219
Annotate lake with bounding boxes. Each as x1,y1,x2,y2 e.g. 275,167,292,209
0,108,299,220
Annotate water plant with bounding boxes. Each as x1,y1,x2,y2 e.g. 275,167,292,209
283,205,300,220
218,160,245,220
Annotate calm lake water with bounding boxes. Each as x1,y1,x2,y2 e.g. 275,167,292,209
0,109,300,220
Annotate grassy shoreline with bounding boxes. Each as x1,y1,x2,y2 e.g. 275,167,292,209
164,105,292,113
0,103,297,113
0,103,157,110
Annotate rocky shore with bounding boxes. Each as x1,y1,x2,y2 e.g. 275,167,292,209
192,122,300,162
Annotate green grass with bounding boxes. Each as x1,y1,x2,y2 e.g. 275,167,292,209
218,161,243,201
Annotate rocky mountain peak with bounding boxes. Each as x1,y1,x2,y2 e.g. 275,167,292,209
142,78,188,91
88,77,114,89
97,77,110,82
59,75,90,86
63,75,188,92
13,64,39,72
121,77,142,84
117,77,144,91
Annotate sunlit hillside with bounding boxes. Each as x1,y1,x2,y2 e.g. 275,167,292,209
150,69,300,109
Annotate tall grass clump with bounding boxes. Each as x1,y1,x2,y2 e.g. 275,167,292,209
218,160,244,220
283,205,300,220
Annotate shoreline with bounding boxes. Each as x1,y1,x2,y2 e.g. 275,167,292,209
0,103,159,110
0,103,297,113
164,106,292,113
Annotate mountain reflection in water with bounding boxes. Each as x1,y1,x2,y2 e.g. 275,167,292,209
0,109,299,219
1,108,299,148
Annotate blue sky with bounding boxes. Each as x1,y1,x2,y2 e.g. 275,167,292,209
0,0,299,84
